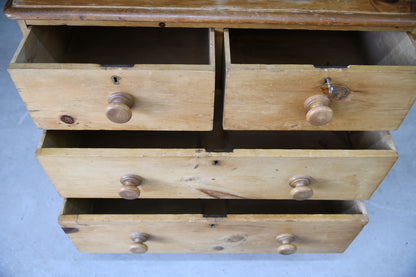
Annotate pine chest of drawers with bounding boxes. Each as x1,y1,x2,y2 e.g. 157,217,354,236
5,0,416,255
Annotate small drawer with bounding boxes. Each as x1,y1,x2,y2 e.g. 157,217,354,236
223,29,416,130
59,198,368,254
36,130,397,200
8,26,215,130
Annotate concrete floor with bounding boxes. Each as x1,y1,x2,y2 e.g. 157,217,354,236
1,4,415,276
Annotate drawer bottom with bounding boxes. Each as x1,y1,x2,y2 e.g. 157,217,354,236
59,199,368,254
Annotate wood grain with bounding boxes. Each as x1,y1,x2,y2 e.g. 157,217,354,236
4,0,416,31
8,26,216,130
223,29,416,131
36,130,397,200
10,0,412,11
16,19,27,34
58,198,368,253
22,20,416,33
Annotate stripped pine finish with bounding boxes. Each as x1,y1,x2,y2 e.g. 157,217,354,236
36,130,397,200
223,29,416,130
8,26,216,130
4,0,412,255
59,199,368,253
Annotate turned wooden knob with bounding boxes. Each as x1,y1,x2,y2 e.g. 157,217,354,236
129,232,150,254
276,233,297,255
106,92,134,124
304,95,333,126
119,174,142,200
288,175,313,201
130,243,148,254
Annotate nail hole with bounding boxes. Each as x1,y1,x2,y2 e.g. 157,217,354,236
210,224,216,228
159,22,166,28
60,115,74,124
213,246,224,251
212,160,220,166
112,75,120,85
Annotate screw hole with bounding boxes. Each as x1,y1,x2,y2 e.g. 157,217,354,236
212,160,220,166
210,224,216,228
112,76,120,85
159,22,166,28
323,77,331,85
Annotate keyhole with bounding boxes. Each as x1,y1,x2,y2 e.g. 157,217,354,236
112,76,120,85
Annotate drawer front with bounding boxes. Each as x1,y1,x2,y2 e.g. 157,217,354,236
36,131,397,200
223,29,416,130
59,199,368,254
8,26,215,130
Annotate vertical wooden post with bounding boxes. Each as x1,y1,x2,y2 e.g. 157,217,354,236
17,20,28,34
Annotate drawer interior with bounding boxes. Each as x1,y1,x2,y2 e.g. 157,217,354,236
62,198,365,215
41,130,394,150
228,29,416,66
14,26,211,65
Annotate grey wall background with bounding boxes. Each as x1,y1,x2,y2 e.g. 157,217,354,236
0,2,415,275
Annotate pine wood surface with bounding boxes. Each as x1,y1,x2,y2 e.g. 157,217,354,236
223,29,416,131
59,199,368,253
8,26,216,130
4,0,416,32
36,130,397,200
4,0,414,256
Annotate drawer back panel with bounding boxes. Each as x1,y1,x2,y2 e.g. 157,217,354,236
14,26,211,65
63,198,365,215
228,29,416,66
41,130,394,150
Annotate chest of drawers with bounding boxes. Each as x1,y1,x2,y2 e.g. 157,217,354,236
5,0,416,255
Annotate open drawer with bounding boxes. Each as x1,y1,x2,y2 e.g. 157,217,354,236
36,130,397,200
59,198,368,254
8,26,215,130
223,29,416,130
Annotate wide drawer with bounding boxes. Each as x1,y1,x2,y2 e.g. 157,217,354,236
59,198,368,254
36,130,397,200
8,26,215,130
223,29,416,130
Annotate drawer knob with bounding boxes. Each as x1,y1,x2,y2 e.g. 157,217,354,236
304,95,333,126
106,92,134,124
288,175,313,201
276,233,297,255
119,174,142,200
129,232,150,254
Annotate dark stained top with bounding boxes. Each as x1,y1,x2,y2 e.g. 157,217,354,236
4,0,416,30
